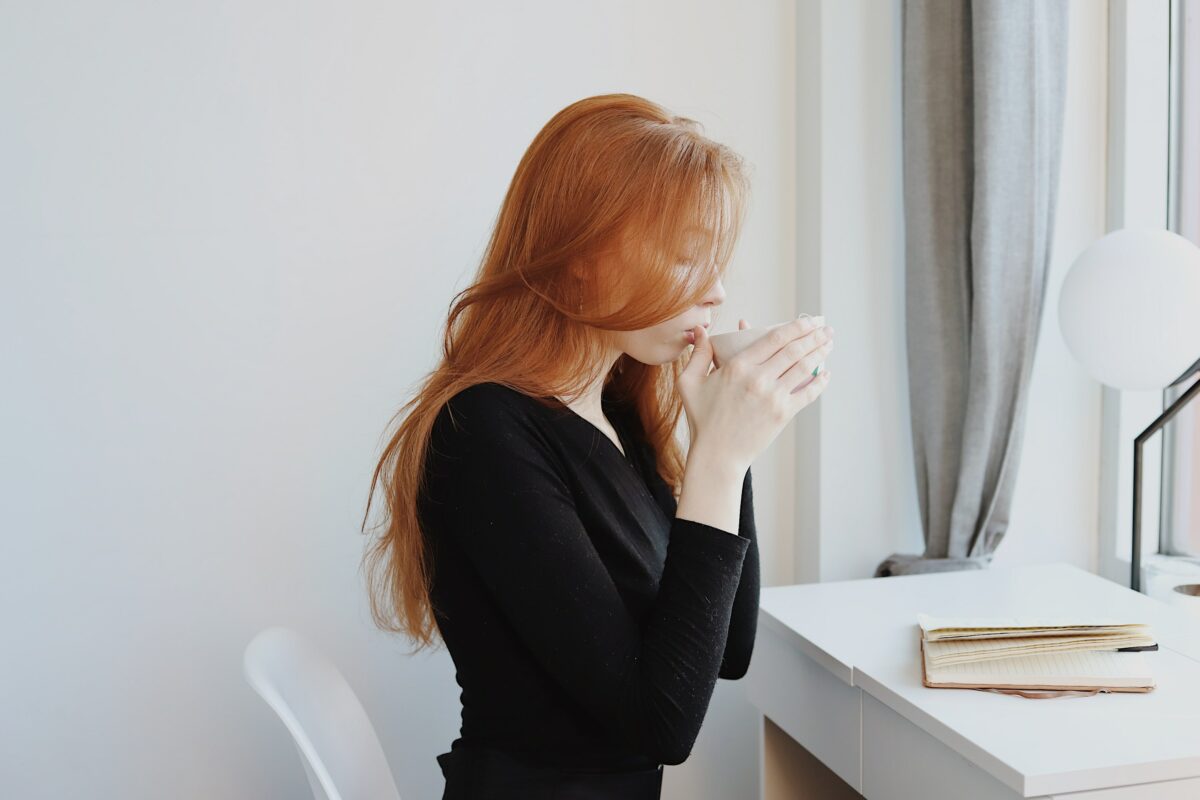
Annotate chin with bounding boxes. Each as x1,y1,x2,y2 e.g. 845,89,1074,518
656,345,689,365
621,349,674,367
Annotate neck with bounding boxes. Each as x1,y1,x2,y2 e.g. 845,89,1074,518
557,347,623,418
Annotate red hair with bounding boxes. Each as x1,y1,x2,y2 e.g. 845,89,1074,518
361,93,750,650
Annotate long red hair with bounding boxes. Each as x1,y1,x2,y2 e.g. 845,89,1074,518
361,93,750,650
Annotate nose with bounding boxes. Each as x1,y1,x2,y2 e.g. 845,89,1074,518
701,277,726,307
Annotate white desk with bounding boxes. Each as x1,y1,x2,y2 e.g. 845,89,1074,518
743,562,1200,799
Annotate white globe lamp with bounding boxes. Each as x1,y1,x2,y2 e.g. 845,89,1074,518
1058,227,1200,592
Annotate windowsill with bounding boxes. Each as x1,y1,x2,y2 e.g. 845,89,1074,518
1142,553,1200,605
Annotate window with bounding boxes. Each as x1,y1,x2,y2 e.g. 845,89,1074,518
1162,0,1200,557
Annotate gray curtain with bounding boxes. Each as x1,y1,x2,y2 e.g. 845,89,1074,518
875,0,1069,578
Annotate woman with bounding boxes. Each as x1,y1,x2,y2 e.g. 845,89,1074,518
361,93,834,799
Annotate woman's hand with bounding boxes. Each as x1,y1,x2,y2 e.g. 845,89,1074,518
678,315,833,474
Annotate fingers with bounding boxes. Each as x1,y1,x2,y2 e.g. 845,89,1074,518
763,324,832,379
681,324,713,380
788,367,832,405
779,337,833,389
741,315,824,365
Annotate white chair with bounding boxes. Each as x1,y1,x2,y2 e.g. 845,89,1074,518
243,626,403,800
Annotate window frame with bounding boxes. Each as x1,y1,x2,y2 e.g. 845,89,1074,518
1099,0,1179,587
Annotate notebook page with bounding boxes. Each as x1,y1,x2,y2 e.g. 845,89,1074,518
925,648,1154,689
917,612,1144,634
924,633,1155,666
926,627,1146,641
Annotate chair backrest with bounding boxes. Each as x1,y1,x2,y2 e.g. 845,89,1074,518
243,626,402,800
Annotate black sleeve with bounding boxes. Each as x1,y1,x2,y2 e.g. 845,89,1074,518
425,390,751,766
718,466,760,680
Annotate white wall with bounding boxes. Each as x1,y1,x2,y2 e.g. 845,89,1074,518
792,0,916,584
795,0,1109,584
1,2,794,799
998,0,1108,573
2,1,1111,797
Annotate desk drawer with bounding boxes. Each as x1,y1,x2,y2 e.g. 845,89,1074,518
745,622,862,791
861,692,1026,800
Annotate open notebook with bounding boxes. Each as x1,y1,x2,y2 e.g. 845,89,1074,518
917,614,1157,693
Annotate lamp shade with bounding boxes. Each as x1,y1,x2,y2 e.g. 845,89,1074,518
1058,228,1200,390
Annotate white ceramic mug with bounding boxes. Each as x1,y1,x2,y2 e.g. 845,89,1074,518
1170,584,1200,621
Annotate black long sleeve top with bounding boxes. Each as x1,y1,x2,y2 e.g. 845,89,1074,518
419,381,760,771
